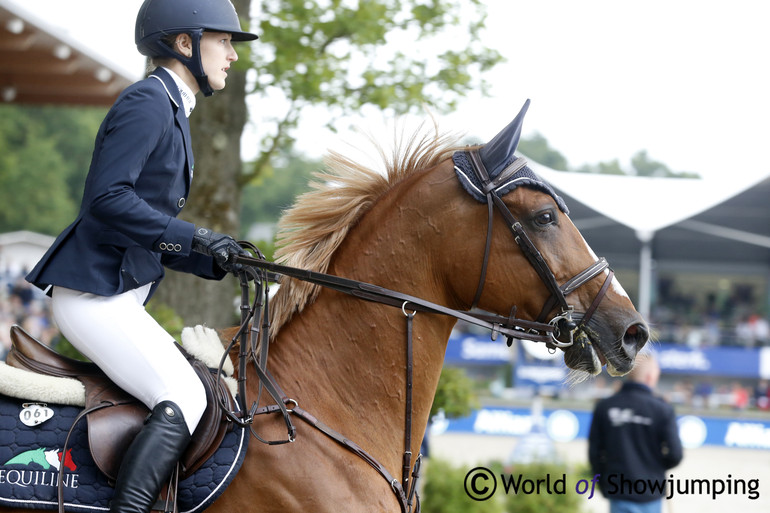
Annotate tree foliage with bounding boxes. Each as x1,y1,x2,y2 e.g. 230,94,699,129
520,132,699,178
630,149,699,178
517,132,568,171
0,105,104,234
431,366,479,419
239,151,320,227
574,158,626,176
245,0,504,184
422,458,504,513
421,459,588,513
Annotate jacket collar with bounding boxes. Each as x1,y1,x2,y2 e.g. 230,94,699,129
621,381,653,394
161,67,196,117
148,67,195,183
148,67,185,113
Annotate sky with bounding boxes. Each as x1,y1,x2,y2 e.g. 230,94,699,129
16,0,770,182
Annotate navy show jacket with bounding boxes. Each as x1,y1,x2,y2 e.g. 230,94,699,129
27,68,225,302
588,381,684,502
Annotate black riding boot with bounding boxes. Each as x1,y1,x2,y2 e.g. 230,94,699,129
110,401,192,513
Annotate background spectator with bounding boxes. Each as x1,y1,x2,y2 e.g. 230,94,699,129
589,354,683,513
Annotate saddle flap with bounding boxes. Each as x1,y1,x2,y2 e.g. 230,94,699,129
0,394,249,513
79,375,147,483
87,402,148,482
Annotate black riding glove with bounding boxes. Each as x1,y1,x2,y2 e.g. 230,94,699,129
191,226,249,274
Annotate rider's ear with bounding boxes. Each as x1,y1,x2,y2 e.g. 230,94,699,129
174,34,194,58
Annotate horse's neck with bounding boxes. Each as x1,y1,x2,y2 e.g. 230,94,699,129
265,162,458,469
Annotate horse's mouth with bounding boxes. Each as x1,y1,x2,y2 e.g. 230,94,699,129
562,324,637,377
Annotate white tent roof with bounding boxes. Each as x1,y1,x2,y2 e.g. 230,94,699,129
527,160,770,237
519,162,770,318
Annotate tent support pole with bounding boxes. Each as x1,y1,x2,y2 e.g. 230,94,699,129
636,230,654,321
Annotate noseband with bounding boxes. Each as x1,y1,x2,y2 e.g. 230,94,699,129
460,149,615,348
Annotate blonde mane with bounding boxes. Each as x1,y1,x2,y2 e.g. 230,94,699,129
269,123,465,337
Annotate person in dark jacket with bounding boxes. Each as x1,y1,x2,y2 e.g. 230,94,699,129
25,1,257,512
588,354,683,513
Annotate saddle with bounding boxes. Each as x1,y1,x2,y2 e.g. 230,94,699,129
5,324,235,483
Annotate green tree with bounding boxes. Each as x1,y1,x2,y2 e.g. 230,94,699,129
518,132,700,179
631,149,670,177
631,149,699,178
518,132,569,171
239,151,320,226
422,458,504,513
431,366,479,418
0,105,104,234
243,0,503,184
161,0,505,327
496,462,588,513
574,153,699,178
574,159,625,176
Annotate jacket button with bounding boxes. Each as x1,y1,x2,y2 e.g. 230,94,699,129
159,242,168,250
174,244,182,252
178,197,186,208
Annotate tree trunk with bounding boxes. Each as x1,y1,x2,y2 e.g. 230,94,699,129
154,1,251,328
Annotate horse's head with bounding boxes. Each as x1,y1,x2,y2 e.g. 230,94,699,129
449,100,649,378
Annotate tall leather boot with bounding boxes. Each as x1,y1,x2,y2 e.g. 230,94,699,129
110,401,192,513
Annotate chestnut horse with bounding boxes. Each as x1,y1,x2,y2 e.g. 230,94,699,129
2,103,648,513
206,105,648,512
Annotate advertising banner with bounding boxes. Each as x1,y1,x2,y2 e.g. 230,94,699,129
433,405,770,450
444,333,769,379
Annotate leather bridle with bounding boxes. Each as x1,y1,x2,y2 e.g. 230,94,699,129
460,149,615,348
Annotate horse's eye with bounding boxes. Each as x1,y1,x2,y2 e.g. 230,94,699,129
535,211,555,226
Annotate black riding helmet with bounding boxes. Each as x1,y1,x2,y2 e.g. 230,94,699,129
135,0,258,96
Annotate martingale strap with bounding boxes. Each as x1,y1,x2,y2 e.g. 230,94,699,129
248,366,414,512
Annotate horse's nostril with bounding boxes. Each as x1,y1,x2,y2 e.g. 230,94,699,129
622,322,649,358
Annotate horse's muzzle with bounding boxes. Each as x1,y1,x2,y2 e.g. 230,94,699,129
621,322,650,360
603,321,650,376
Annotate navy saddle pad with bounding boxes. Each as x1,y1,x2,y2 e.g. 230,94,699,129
0,396,248,513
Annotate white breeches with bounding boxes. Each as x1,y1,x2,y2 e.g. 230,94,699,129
51,284,206,435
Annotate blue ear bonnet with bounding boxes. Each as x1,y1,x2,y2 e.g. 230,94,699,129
452,152,569,214
452,99,569,214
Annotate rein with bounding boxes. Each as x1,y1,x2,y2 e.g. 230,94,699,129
234,255,558,343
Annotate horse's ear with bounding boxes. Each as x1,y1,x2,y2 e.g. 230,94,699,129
479,99,531,177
